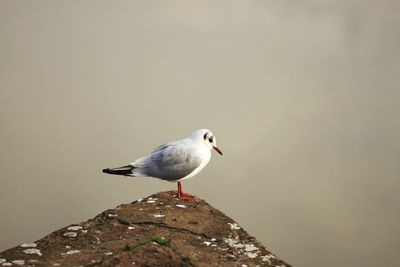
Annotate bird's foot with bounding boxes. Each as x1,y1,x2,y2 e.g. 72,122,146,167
178,192,192,200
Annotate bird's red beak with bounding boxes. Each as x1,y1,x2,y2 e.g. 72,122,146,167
213,146,223,156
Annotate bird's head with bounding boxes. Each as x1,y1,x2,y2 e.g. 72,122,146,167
190,129,223,156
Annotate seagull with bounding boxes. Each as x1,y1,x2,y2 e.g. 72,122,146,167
102,129,223,200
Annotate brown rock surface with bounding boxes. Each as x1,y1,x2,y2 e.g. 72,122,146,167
0,191,291,266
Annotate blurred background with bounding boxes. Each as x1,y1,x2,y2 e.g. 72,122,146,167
1,1,399,266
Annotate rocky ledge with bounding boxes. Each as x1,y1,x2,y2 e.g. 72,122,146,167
0,191,291,266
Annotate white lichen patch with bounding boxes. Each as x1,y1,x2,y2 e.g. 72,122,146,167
67,225,82,231
53,263,60,266
211,244,217,247
108,213,118,218
244,244,258,252
153,214,165,218
245,252,258,258
275,265,286,267
66,249,80,255
176,204,187,208
2,262,12,266
203,241,211,246
224,238,244,249
146,197,158,203
261,255,274,264
128,226,135,230
224,238,260,259
261,254,276,261
20,242,37,248
63,232,77,238
65,245,71,249
211,238,216,242
28,260,39,263
104,252,113,256
228,222,241,230
137,198,143,202
81,230,88,233
11,260,25,265
23,248,42,256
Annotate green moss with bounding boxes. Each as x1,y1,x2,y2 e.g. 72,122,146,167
151,235,170,245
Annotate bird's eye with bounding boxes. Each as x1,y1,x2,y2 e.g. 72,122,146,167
209,137,213,143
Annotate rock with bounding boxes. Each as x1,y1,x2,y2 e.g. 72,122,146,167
0,191,291,266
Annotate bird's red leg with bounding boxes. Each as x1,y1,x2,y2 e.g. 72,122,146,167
177,181,192,200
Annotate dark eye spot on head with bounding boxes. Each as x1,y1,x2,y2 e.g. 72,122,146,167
203,133,208,140
209,137,213,143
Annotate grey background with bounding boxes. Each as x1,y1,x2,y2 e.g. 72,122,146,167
1,1,399,266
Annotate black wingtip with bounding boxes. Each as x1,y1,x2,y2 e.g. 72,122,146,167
102,165,134,176
102,168,112,174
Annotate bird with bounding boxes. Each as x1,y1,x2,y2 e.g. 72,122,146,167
102,129,223,200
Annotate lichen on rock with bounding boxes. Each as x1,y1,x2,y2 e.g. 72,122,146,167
0,191,291,266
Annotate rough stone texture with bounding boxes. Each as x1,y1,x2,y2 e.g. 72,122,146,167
0,191,291,266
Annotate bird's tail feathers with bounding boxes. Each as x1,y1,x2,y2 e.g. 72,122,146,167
102,165,135,176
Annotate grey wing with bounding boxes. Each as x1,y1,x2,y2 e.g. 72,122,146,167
139,143,202,180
